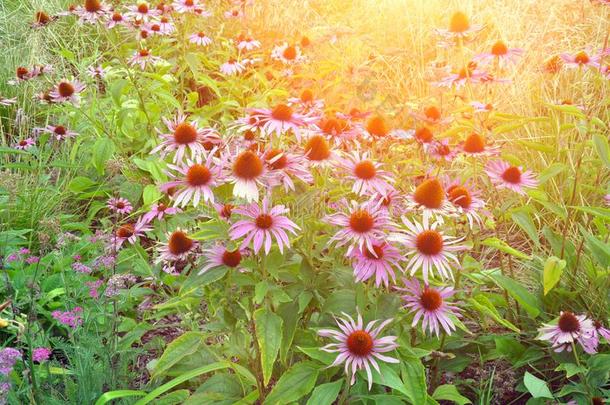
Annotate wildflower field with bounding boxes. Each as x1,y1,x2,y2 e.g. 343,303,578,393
1,0,610,403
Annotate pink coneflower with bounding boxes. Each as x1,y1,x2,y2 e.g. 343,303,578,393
325,200,394,255
161,153,224,207
604,194,610,206
271,43,306,65
14,138,35,150
404,178,456,223
460,132,500,157
106,11,129,28
485,160,538,195
172,0,199,13
264,148,313,191
226,149,268,202
220,59,246,75
111,218,151,249
49,80,85,105
144,21,172,36
36,124,78,141
156,229,199,263
593,320,610,342
126,2,160,21
224,8,243,18
32,347,52,363
128,48,162,70
142,202,180,223
444,179,486,228
435,11,482,40
246,104,314,140
560,51,600,69
214,203,235,221
537,311,596,353
395,278,459,336
314,115,359,145
150,114,209,163
0,96,17,106
229,197,300,255
198,244,246,274
189,31,212,46
410,106,452,126
107,197,133,214
287,89,325,116
471,101,493,113
368,190,406,217
473,41,523,66
347,242,403,287
392,216,468,283
236,35,261,51
318,312,398,389
428,139,457,162
74,0,110,23
340,152,395,197
86,64,107,79
435,64,486,88
155,16,175,34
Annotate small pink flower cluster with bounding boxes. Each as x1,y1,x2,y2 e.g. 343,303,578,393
52,307,83,328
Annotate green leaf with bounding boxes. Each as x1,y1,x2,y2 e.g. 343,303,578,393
306,379,343,405
401,357,428,404
365,361,409,396
143,184,162,205
95,390,146,405
432,384,471,405
486,273,541,318
481,237,530,260
91,137,115,175
592,133,610,169
523,372,553,399
254,308,283,386
152,332,206,378
511,211,539,246
543,256,566,295
579,225,610,266
264,361,319,405
554,363,587,378
296,346,338,364
570,206,610,222
467,294,520,333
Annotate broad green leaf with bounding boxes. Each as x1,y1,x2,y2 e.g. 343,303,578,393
554,363,587,378
254,308,283,386
297,346,338,364
579,225,610,266
143,184,162,205
401,357,428,405
264,361,319,405
481,237,530,260
543,256,566,295
523,372,553,399
511,211,539,246
95,390,146,405
92,137,115,175
570,206,610,222
306,379,343,405
467,294,520,333
593,133,610,169
487,273,541,318
364,362,409,396
432,384,471,404
152,332,205,378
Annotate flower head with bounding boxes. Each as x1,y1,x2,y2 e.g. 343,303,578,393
538,311,596,353
107,197,133,214
347,242,403,287
485,160,538,194
49,80,85,105
199,244,246,274
156,229,199,263
340,151,395,196
246,104,314,140
226,149,268,202
151,114,212,163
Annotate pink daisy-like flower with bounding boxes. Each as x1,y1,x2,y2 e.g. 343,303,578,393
172,0,199,13
604,194,610,206
111,217,151,249
271,43,306,65
435,11,482,40
404,178,456,223
150,114,210,163
392,216,468,283
35,124,78,141
560,51,600,69
226,149,268,202
460,132,500,157
128,48,162,70
444,179,487,229
156,229,199,264
314,115,359,146
106,11,129,29
214,203,235,222
220,59,246,75
340,151,395,197
14,138,35,150
86,64,107,79
248,103,314,140
264,148,313,191
368,190,406,217
347,242,403,287
142,202,181,223
189,31,212,46
395,278,460,336
435,64,486,88
594,320,610,342
107,197,133,214
471,101,493,113
325,200,394,255
236,34,261,51
126,2,160,21
229,197,300,255
287,89,325,116
537,311,596,353
74,0,110,23
224,8,243,18
161,153,224,207
198,244,246,274
485,160,538,195
318,312,398,390
472,40,523,66
0,96,17,106
428,139,458,162
410,106,452,126
49,79,85,105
